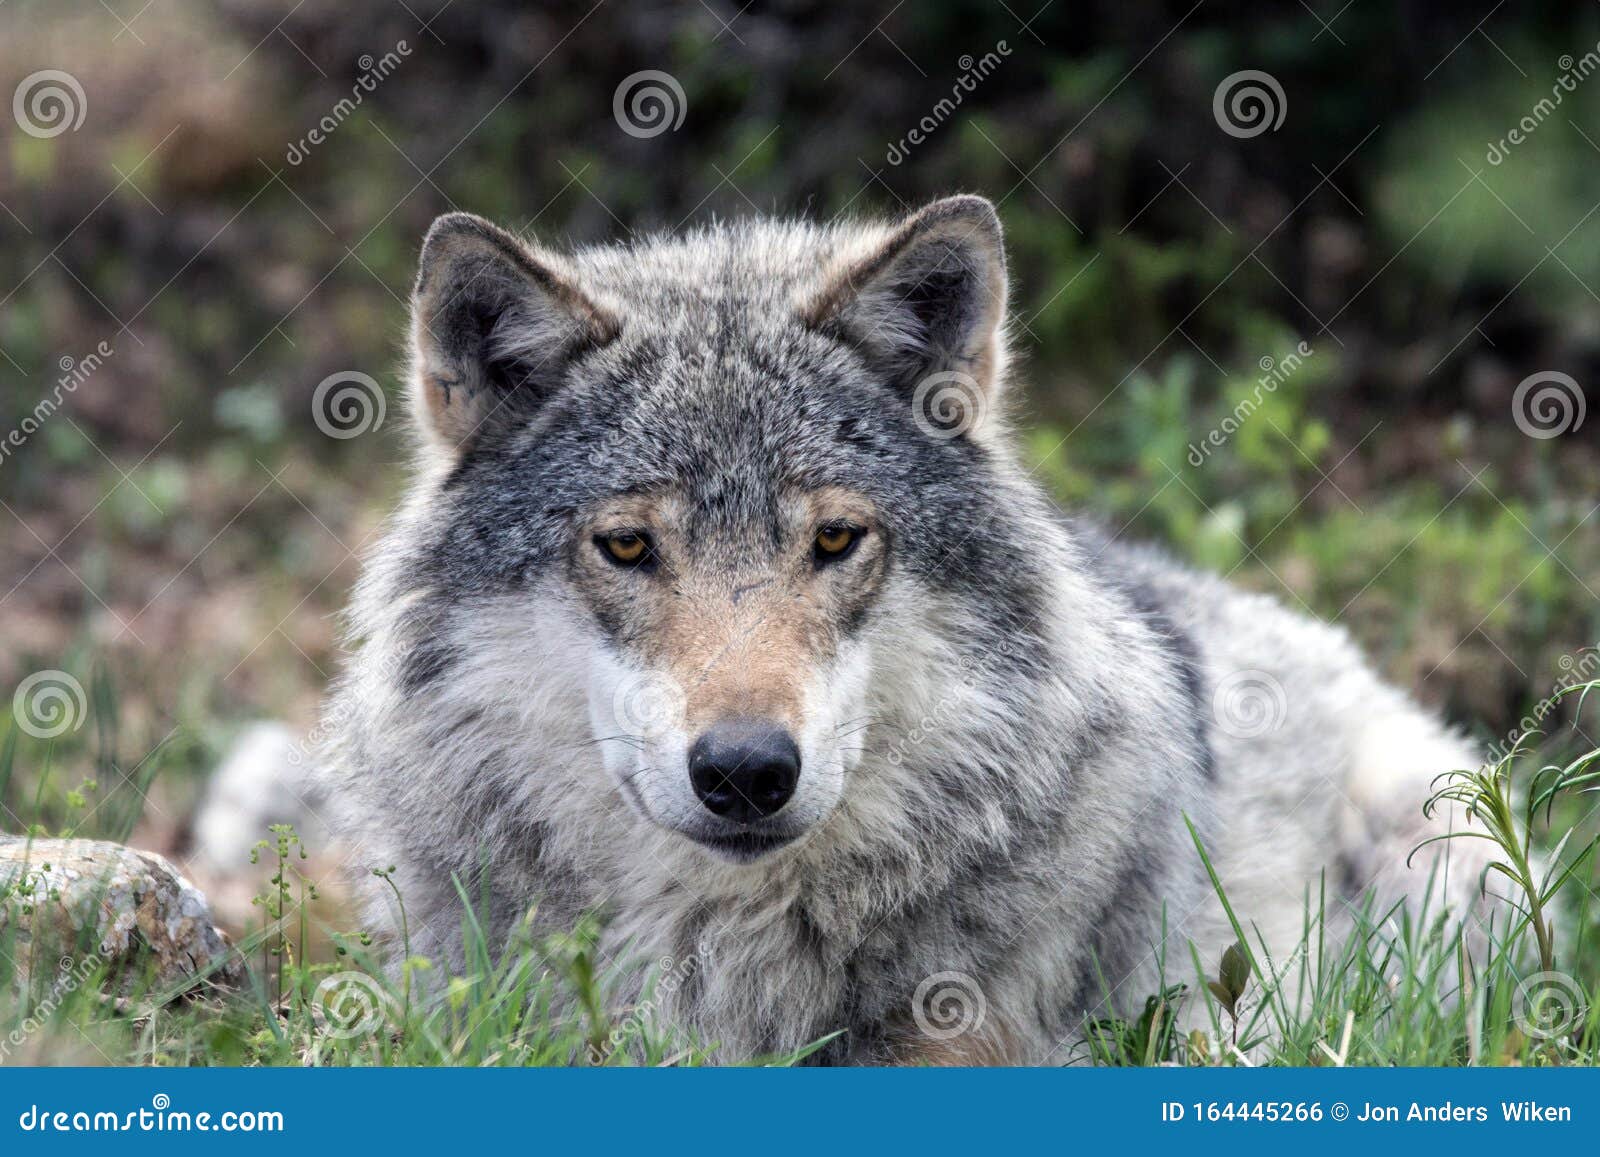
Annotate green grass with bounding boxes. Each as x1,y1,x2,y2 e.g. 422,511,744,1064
0,828,812,1067
3,681,1598,1067
1081,693,1600,1067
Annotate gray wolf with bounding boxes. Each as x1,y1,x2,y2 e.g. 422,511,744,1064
320,196,1489,1064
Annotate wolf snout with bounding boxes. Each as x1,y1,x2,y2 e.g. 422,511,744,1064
688,718,800,823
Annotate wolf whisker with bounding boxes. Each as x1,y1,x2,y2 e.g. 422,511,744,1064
577,733,648,752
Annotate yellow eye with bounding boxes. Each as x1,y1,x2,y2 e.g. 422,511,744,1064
601,532,650,566
814,525,860,560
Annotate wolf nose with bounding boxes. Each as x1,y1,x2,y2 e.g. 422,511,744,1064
688,720,800,822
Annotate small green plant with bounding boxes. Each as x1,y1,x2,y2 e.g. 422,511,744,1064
1167,678,1600,1067
1084,983,1189,1066
1206,941,1250,1049
250,823,318,1010
1416,684,1600,976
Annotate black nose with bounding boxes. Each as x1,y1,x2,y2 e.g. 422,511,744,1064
688,720,800,822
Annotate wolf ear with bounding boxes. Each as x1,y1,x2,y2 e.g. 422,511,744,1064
410,212,620,453
802,195,1007,411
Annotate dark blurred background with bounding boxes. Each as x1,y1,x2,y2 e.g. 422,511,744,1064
1,0,1597,855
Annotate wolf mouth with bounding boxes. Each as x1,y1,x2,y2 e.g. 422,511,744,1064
688,829,798,862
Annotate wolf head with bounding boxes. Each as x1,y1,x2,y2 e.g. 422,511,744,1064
350,196,1071,869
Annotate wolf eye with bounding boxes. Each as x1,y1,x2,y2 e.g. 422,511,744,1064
597,531,654,569
814,524,862,564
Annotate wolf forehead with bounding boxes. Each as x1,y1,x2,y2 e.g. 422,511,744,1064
404,198,1025,592
431,318,966,579
449,221,971,472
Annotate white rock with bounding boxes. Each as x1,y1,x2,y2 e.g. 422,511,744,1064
192,721,333,874
0,836,242,992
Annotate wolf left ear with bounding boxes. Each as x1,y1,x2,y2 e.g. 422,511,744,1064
802,195,1008,406
409,213,620,454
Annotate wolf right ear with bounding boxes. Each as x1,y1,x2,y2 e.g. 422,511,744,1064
801,195,1008,415
409,213,620,453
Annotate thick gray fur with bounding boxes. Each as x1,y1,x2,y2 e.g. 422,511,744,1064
320,197,1490,1064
